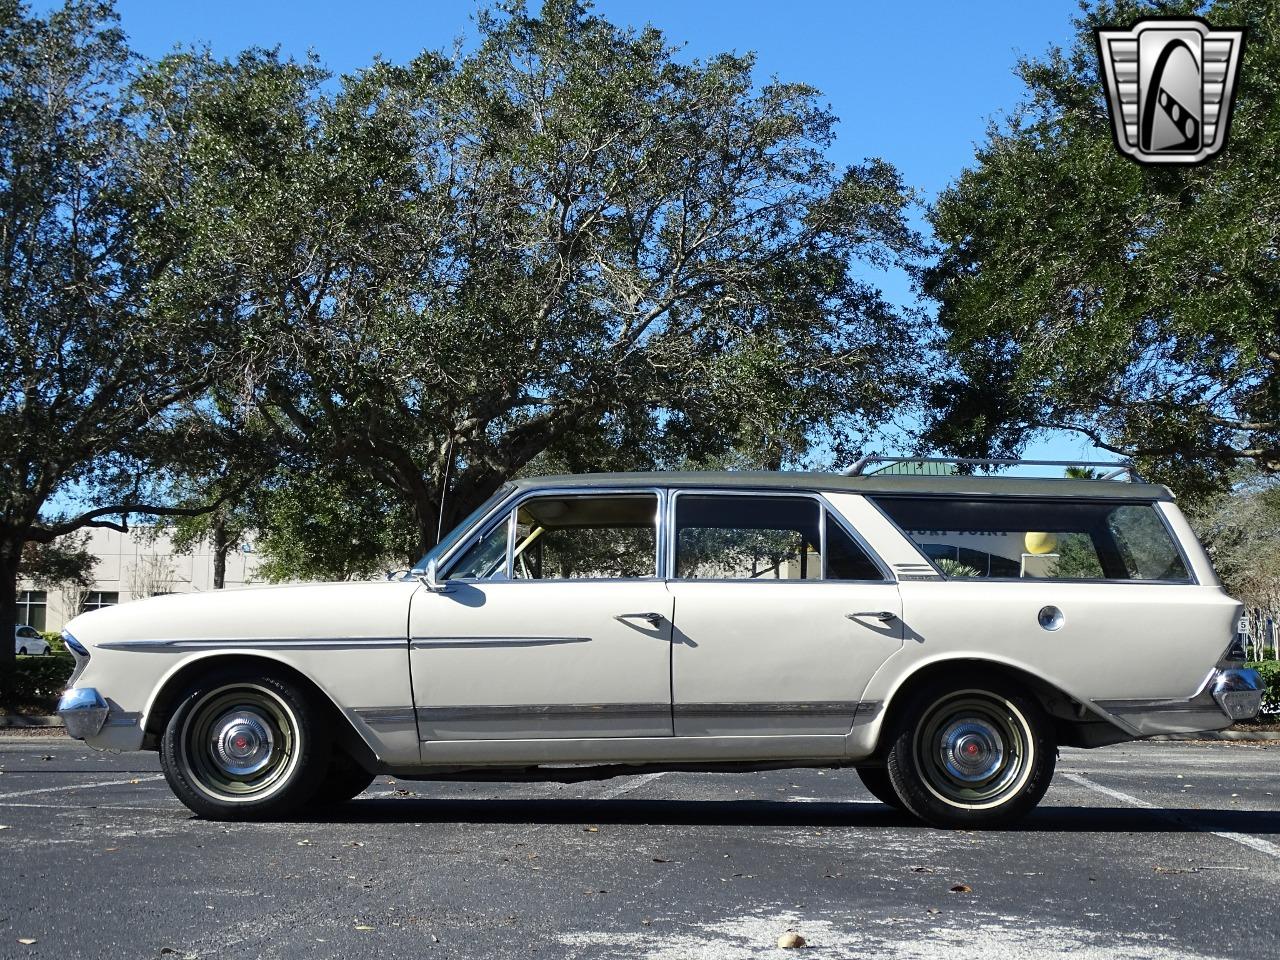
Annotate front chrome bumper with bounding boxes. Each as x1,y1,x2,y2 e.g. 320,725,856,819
57,688,109,740
1095,667,1265,737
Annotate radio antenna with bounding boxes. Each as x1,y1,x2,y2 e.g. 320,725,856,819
436,436,455,545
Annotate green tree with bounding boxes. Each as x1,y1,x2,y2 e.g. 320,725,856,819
922,0,1279,495
144,0,923,564
1187,469,1280,616
0,1,235,687
18,534,95,592
252,467,418,583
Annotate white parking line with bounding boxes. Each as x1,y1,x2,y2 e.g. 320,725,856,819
594,772,665,800
0,774,165,801
1063,772,1280,861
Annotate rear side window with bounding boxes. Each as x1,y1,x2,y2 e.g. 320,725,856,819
871,497,1190,582
673,495,884,581
676,495,821,580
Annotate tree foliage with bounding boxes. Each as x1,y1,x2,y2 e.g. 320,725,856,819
138,0,922,564
923,0,1280,494
0,0,246,681
1188,469,1280,614
3,0,925,641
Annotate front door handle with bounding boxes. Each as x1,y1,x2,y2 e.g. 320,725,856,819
615,612,663,627
847,611,896,623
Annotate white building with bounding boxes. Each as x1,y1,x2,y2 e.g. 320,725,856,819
16,527,266,633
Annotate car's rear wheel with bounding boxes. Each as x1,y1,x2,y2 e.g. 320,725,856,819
855,766,905,811
885,677,1055,829
160,668,331,820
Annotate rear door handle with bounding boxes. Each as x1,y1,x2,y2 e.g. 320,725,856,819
846,611,896,623
615,612,663,627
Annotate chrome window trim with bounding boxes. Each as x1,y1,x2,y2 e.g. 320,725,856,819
865,493,1199,586
821,500,895,582
441,486,667,582
665,488,893,584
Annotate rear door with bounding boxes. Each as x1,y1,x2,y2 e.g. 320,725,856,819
666,492,903,744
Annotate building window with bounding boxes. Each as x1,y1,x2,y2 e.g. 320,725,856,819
81,591,119,612
15,590,47,632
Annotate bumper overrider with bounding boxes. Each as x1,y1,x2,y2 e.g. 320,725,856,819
1211,667,1266,721
57,687,110,740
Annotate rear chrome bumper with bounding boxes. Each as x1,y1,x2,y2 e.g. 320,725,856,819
1211,668,1265,721
57,688,109,740
1094,668,1265,737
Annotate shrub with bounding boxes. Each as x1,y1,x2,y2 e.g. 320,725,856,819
41,631,65,654
1246,661,1280,717
0,654,75,712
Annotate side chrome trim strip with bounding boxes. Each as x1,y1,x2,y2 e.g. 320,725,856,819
96,638,406,652
354,708,418,726
411,636,591,649
674,701,862,717
410,700,879,723
416,703,670,723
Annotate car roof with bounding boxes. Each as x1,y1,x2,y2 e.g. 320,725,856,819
510,470,1175,501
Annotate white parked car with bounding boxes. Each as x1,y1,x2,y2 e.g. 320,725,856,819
15,625,49,656
57,465,1263,826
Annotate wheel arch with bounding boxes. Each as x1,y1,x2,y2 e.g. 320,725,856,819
141,652,379,772
873,656,1130,756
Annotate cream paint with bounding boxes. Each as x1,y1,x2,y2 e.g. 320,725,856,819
63,481,1244,774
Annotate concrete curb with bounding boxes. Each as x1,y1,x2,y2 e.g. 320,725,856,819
0,715,64,729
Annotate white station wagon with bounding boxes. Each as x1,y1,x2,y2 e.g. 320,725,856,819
58,463,1264,827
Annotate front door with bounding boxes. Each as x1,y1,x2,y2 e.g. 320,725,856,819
667,492,903,742
409,490,673,741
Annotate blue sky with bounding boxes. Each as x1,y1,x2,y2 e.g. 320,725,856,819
72,0,1108,465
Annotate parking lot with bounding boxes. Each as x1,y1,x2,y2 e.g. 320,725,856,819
0,736,1276,959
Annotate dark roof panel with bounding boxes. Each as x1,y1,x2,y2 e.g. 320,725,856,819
511,471,1175,501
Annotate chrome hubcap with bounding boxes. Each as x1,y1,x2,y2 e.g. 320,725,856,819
913,691,1033,809
939,719,1004,782
211,710,275,777
179,685,299,802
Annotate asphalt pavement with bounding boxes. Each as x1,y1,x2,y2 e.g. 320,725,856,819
0,736,1277,959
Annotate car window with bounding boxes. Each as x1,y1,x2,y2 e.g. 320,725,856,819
871,496,1190,582
1108,505,1190,580
675,495,822,580
443,519,510,580
825,513,884,580
16,627,39,639
512,494,658,580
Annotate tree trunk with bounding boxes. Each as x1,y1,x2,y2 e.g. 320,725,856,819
0,535,22,692
211,514,227,590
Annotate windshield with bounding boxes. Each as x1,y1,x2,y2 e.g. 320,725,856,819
412,484,515,573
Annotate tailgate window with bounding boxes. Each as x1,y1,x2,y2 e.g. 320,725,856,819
871,497,1191,582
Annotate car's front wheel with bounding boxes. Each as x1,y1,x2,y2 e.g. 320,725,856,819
885,677,1055,829
160,668,331,820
